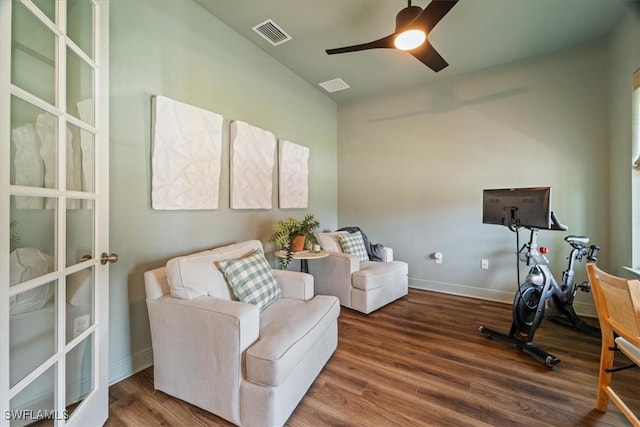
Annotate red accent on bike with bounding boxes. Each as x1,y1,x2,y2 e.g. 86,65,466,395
540,247,548,254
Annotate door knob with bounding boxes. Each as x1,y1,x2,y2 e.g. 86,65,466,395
100,252,119,265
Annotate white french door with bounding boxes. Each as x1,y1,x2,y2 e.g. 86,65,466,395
0,1,110,426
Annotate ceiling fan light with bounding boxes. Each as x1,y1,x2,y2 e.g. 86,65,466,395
394,29,426,50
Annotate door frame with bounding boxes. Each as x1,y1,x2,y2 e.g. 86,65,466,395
0,1,110,425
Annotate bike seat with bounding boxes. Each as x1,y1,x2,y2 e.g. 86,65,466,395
565,235,589,245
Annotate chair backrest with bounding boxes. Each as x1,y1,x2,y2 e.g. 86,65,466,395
152,240,263,301
586,263,640,342
144,267,171,300
316,231,347,253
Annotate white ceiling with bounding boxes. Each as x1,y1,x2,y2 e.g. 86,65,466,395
194,0,636,103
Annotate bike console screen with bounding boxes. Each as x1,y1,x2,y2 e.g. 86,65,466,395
482,187,551,229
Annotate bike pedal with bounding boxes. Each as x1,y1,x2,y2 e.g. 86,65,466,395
577,282,591,292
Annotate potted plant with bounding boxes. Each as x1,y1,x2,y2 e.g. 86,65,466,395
269,214,320,269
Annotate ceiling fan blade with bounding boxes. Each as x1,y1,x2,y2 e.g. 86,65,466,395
410,41,448,72
326,34,395,55
413,0,459,32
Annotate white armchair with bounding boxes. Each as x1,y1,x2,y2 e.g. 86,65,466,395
308,231,408,314
143,240,340,427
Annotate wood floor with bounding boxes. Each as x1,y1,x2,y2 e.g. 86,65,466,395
105,289,639,426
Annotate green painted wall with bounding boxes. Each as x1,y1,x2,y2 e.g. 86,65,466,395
106,0,637,384
109,0,337,382
337,43,610,316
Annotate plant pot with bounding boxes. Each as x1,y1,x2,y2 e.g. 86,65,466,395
291,235,306,252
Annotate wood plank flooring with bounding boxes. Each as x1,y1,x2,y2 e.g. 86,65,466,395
105,289,639,426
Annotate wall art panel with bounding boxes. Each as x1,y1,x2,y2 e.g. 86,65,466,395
229,120,276,209
151,96,223,210
278,140,309,209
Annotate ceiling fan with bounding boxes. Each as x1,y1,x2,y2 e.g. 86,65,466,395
326,0,459,72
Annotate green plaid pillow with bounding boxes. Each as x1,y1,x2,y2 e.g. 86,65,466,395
218,250,281,311
338,231,369,262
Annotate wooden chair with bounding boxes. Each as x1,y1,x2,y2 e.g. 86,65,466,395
586,263,640,426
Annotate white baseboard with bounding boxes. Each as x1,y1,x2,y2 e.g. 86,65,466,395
108,347,153,386
408,277,597,318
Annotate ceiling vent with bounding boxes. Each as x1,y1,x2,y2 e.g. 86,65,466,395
319,78,350,93
252,19,292,46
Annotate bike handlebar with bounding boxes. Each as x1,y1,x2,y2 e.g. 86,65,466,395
550,211,568,231
509,211,568,232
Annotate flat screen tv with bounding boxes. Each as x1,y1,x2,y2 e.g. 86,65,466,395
482,187,551,229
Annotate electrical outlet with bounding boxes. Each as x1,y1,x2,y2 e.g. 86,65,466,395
481,259,489,269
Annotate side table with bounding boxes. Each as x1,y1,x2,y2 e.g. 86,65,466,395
274,250,329,273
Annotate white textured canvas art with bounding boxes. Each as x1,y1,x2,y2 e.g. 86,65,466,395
230,120,276,209
151,96,223,210
279,140,309,209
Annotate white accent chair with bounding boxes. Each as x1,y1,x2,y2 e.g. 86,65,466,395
308,231,408,314
143,240,340,427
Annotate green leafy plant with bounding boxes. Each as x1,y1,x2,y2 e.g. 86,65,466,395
269,214,320,269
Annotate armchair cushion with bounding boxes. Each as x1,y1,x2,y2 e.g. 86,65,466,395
316,231,346,253
338,231,369,262
218,250,281,311
165,240,262,300
352,261,409,291
246,295,340,387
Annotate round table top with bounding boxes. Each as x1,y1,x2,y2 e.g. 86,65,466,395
274,250,329,260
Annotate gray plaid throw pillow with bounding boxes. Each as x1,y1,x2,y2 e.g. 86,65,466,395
338,231,369,262
218,250,281,311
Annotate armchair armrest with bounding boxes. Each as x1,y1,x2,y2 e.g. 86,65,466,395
272,269,314,301
148,295,259,354
146,295,259,422
381,247,393,262
307,252,359,306
325,251,360,271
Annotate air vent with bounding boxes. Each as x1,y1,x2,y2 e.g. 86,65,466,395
252,19,292,46
319,78,350,93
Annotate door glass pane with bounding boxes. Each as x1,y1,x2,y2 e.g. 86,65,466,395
9,364,57,427
66,199,93,267
66,333,94,417
67,0,93,59
12,0,56,105
9,281,57,387
10,96,58,190
33,0,56,23
9,363,57,426
66,268,94,344
67,47,94,125
10,196,57,285
67,122,95,193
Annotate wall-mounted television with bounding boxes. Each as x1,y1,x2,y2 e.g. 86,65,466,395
482,187,552,229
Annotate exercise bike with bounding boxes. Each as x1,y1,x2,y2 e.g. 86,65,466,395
479,211,600,367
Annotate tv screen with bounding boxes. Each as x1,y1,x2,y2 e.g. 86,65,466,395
482,187,551,229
